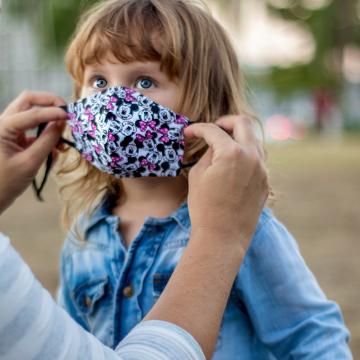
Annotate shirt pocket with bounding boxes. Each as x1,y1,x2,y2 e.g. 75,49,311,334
70,274,114,347
72,276,110,317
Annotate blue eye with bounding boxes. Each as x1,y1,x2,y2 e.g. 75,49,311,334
136,78,155,90
93,77,108,89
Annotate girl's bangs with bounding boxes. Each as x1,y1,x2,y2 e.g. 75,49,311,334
70,6,183,84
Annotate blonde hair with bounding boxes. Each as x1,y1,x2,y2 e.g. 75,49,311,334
57,0,268,232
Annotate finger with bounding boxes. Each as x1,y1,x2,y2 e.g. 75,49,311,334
215,116,266,160
6,106,67,133
215,116,257,146
24,136,37,149
194,147,213,169
21,120,66,171
184,123,233,151
2,91,66,116
51,149,59,168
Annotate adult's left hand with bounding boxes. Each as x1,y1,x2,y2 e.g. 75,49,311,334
0,91,67,214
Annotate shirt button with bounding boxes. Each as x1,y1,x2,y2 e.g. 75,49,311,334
84,296,92,308
123,285,134,298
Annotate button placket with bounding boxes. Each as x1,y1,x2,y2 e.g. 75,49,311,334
112,222,151,345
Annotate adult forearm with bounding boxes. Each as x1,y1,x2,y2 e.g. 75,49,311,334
145,229,246,359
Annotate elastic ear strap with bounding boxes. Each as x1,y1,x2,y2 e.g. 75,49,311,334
181,161,197,169
60,138,75,147
32,105,73,202
32,152,53,201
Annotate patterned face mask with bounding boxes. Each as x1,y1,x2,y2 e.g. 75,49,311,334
32,86,195,201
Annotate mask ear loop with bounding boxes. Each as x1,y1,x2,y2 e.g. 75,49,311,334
180,161,197,169
32,120,75,201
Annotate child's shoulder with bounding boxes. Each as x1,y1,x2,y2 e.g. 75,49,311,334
252,207,298,249
255,207,274,232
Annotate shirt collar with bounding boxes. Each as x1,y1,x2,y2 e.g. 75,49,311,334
82,196,114,235
82,197,191,236
172,201,191,231
144,201,191,233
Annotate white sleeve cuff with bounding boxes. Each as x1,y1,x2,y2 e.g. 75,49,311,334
115,320,205,360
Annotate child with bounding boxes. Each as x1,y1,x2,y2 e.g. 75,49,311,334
57,0,352,358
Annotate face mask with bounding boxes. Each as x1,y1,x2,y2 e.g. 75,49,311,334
32,86,195,201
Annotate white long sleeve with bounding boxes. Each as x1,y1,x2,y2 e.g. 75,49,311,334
0,233,205,360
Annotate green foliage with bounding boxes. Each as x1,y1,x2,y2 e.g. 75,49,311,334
269,63,339,96
4,0,98,58
266,0,360,96
4,0,360,98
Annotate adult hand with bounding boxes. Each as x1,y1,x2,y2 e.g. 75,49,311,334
0,91,67,214
184,115,269,256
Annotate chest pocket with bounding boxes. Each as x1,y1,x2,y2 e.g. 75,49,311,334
72,276,110,316
70,272,114,348
64,246,115,344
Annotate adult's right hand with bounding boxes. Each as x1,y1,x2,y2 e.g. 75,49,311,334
0,91,67,214
184,115,269,256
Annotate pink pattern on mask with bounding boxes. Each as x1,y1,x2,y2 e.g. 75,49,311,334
94,145,102,154
111,155,124,168
106,96,118,110
108,132,116,142
84,107,94,121
141,159,156,171
125,88,136,102
176,115,187,125
136,131,153,142
139,120,157,132
158,128,170,143
89,124,97,138
83,153,93,162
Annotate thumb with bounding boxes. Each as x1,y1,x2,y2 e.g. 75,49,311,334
24,121,65,170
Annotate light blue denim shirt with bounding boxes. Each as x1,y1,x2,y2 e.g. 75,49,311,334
58,198,352,359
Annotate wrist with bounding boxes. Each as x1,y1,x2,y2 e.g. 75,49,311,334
189,227,246,261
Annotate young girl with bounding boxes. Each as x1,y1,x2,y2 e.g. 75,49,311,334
57,0,351,358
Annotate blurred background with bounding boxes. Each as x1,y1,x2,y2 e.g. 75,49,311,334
0,0,359,356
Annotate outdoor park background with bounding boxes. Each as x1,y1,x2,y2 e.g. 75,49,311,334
0,0,359,357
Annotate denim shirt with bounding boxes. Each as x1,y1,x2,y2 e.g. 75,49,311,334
58,200,352,359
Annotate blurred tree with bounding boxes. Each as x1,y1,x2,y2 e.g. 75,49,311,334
4,0,241,56
4,0,97,59
265,0,360,131
6,0,360,131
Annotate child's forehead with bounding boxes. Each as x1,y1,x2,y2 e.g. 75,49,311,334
83,53,172,79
